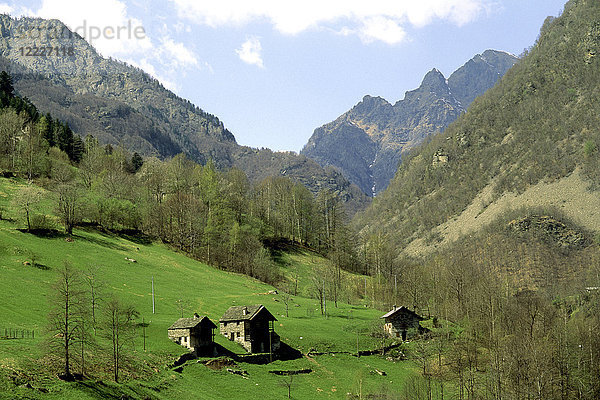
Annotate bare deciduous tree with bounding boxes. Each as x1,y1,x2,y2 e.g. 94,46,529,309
103,296,139,382
46,262,88,380
56,183,80,235
13,184,43,232
280,287,292,318
83,266,104,335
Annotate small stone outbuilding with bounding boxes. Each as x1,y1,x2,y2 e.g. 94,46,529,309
219,304,280,353
168,313,217,353
380,306,427,341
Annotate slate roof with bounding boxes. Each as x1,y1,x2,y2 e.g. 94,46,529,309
380,306,424,320
168,315,217,330
219,304,277,322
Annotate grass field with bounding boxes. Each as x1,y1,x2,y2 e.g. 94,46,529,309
0,177,418,399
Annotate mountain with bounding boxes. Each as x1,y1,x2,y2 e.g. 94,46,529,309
0,15,369,214
1,16,237,166
353,0,600,257
301,50,518,195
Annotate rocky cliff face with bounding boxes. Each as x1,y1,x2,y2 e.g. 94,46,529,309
301,50,518,196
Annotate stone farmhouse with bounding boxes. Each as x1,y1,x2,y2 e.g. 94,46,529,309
380,306,427,341
168,313,217,354
219,304,280,353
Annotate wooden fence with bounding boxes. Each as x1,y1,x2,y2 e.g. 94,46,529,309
1,327,35,339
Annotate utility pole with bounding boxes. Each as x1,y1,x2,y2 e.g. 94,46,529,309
152,276,155,314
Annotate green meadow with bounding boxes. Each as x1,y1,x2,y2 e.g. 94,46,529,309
0,177,418,399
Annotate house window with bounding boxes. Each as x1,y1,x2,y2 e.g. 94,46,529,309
237,332,240,338
223,322,227,327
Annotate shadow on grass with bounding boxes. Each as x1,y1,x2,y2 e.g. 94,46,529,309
264,238,313,271
74,380,128,399
17,225,145,253
180,341,302,369
277,341,303,361
18,228,65,238
231,342,302,365
116,229,153,246
78,223,153,246
75,234,129,252
264,238,315,263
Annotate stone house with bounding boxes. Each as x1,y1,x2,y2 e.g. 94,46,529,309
219,304,280,353
167,313,217,353
380,306,426,341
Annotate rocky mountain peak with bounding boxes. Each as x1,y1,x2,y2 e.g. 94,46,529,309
448,50,518,107
356,94,390,109
348,95,392,120
301,50,518,196
420,68,447,91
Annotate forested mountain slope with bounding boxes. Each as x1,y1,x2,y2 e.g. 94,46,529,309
354,0,600,255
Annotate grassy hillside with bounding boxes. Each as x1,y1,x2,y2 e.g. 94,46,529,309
0,177,419,399
269,240,369,301
354,0,600,254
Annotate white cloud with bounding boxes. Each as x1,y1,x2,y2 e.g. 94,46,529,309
204,61,215,74
0,3,13,14
173,21,191,34
159,37,198,68
170,0,491,44
359,16,406,45
235,36,264,68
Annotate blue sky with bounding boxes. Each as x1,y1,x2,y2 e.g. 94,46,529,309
5,0,567,152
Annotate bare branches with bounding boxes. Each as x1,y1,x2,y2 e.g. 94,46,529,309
102,296,139,382
46,262,88,380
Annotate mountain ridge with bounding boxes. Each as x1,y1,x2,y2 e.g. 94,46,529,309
301,50,518,195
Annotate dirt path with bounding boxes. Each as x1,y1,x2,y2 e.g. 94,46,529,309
304,354,335,377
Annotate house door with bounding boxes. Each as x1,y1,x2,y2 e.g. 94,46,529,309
230,333,235,340
402,330,407,341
